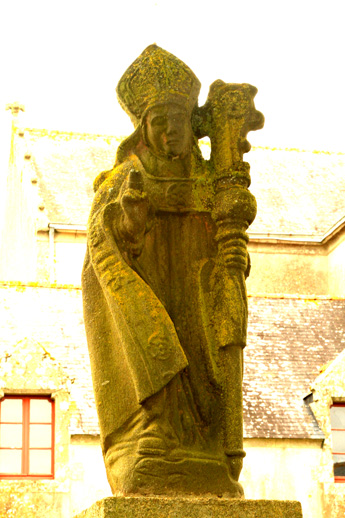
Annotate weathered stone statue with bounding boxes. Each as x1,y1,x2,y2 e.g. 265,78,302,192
82,45,264,498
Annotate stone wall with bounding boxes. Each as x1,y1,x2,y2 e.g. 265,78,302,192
36,231,87,285
241,438,324,518
0,339,72,518
309,352,345,518
247,241,329,296
328,233,345,298
69,436,111,516
34,229,344,297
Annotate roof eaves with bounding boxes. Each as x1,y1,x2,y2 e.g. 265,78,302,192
248,214,345,246
48,223,87,232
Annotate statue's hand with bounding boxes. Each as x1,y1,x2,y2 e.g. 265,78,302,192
120,170,150,240
219,241,248,272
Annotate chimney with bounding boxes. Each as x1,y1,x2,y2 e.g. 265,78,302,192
6,102,25,118
0,103,38,282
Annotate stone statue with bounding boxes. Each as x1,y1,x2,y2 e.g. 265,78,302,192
82,45,264,498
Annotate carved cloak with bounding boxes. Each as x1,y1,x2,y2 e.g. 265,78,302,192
82,153,247,452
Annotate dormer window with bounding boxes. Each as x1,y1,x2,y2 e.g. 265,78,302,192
0,396,54,479
330,403,345,482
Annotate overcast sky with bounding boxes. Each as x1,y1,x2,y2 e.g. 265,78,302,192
1,0,344,152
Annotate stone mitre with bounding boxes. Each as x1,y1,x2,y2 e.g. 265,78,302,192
116,44,201,126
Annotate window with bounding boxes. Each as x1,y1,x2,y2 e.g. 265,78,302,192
0,396,54,479
330,403,345,482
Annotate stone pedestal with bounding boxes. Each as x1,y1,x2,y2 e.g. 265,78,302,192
74,496,303,518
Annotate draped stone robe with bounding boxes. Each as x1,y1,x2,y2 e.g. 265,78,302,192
82,148,246,462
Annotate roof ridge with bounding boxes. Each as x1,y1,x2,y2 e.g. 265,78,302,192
251,146,345,155
23,127,126,140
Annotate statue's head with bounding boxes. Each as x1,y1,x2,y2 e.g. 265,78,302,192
143,102,192,158
116,45,200,158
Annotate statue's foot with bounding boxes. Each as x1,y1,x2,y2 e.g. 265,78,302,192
136,429,179,457
105,450,244,498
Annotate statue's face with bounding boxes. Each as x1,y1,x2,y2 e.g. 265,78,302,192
145,103,192,157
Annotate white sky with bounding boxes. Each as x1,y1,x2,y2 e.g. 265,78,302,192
1,0,344,152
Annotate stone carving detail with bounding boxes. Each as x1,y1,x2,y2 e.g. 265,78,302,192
165,183,191,207
82,44,264,498
146,330,174,361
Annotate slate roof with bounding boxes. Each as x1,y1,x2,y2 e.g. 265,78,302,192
23,128,345,236
245,296,345,438
248,148,345,237
1,283,344,439
25,129,120,225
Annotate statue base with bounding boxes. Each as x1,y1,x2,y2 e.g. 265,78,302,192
74,496,303,517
